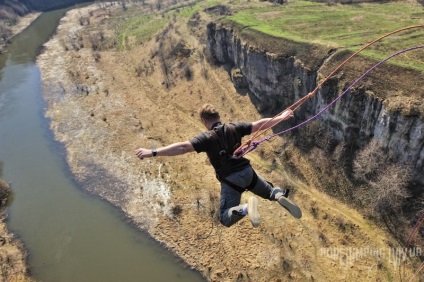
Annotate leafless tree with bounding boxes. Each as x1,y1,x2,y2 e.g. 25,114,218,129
368,164,411,215
353,140,387,182
354,140,411,216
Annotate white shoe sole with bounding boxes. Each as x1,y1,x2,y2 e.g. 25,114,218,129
278,196,302,219
248,197,260,227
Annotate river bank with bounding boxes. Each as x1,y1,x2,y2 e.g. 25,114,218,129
0,12,40,53
0,193,30,281
35,2,421,281
0,211,30,281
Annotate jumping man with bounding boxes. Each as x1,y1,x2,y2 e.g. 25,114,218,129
135,104,302,227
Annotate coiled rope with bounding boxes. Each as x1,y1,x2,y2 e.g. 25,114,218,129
234,25,424,158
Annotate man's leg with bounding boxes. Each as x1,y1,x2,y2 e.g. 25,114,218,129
250,170,302,219
219,167,261,227
219,182,244,227
248,171,281,200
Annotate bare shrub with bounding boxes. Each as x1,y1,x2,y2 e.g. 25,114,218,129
201,68,209,79
0,179,9,206
59,38,69,51
318,232,328,246
208,191,220,223
183,65,193,81
79,16,90,26
89,32,105,51
354,140,411,216
135,64,143,77
310,206,319,219
171,204,183,218
295,121,321,152
100,36,117,50
335,217,348,233
155,0,162,10
158,49,171,88
135,61,153,77
331,141,349,168
316,130,336,153
67,32,82,51
353,140,387,182
158,45,166,65
120,0,128,10
68,70,82,85
0,22,12,42
93,52,101,62
368,164,411,215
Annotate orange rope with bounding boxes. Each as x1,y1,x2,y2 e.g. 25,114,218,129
234,24,424,157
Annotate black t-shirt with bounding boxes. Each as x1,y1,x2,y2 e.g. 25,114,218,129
189,122,252,178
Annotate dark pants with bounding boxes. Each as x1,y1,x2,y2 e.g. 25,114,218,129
219,166,280,227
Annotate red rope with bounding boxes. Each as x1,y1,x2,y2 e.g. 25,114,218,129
234,24,424,158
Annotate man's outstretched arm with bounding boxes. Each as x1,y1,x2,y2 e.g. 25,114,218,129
251,109,293,133
135,141,195,160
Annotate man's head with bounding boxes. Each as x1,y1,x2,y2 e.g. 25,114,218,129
199,104,220,129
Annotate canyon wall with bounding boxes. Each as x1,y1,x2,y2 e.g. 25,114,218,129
206,22,424,185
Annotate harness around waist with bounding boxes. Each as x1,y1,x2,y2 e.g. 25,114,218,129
217,170,258,194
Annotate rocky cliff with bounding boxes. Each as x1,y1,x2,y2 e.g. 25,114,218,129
206,22,424,185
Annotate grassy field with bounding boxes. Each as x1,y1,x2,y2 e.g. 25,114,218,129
110,0,423,71
112,1,204,50
227,0,424,72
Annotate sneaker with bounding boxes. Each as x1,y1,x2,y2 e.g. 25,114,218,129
271,187,289,200
277,196,302,219
248,197,260,227
231,208,243,217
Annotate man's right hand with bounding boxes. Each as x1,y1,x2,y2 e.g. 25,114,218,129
280,109,294,120
135,148,152,160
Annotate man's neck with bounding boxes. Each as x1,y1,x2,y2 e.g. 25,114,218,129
210,121,222,130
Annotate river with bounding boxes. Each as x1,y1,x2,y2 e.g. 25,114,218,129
0,7,204,282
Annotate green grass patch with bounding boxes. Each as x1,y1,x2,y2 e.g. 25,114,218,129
115,14,168,50
227,0,424,72
174,0,223,18
114,0,221,50
174,1,202,18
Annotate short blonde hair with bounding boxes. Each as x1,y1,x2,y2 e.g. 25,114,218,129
199,104,220,122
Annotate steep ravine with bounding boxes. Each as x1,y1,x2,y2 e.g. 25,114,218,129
35,4,423,281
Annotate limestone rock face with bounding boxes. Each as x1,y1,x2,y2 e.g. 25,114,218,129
206,22,424,184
